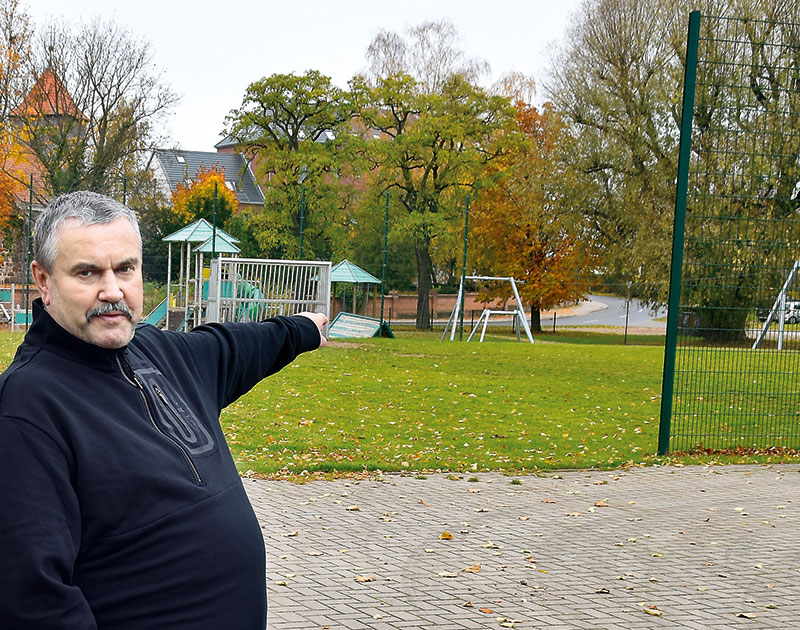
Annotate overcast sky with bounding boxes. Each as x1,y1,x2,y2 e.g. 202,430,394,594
27,0,582,151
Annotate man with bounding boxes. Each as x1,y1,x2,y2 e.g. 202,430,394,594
0,191,327,629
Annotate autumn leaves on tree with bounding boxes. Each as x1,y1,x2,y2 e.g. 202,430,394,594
472,103,599,330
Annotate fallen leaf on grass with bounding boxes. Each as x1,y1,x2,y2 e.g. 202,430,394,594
354,575,375,583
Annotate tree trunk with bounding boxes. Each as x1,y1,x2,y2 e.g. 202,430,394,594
530,304,542,333
415,242,433,329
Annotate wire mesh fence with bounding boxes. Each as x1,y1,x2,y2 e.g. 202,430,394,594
661,12,800,453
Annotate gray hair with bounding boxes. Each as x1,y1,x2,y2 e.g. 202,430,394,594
34,191,142,272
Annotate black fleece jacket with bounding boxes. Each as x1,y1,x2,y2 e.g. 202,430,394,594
0,299,321,629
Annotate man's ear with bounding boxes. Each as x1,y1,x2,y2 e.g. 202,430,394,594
31,260,52,306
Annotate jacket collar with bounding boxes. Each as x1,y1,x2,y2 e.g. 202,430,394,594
25,298,129,372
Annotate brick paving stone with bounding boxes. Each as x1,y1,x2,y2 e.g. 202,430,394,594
246,464,800,629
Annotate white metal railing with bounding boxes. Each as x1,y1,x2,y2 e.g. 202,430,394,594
207,258,331,327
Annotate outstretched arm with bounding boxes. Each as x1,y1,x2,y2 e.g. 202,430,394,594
294,311,328,348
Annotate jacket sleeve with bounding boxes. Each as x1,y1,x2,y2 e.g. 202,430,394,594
0,417,97,629
170,314,322,410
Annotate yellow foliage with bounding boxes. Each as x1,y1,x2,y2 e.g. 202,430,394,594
171,165,238,224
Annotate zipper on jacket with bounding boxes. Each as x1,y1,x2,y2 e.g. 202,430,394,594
152,384,198,443
116,354,204,485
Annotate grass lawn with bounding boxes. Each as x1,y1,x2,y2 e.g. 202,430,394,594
2,328,796,477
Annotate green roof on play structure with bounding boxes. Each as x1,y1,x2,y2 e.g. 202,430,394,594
192,232,241,254
163,218,239,244
330,259,380,284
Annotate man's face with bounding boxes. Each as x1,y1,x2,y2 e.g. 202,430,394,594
32,217,143,349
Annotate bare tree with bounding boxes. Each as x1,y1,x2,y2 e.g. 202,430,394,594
0,0,31,122
364,19,489,93
12,16,177,200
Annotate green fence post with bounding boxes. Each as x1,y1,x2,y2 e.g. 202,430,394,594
658,10,701,456
458,195,469,341
380,192,389,324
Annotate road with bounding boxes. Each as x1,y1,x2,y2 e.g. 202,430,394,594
546,294,667,328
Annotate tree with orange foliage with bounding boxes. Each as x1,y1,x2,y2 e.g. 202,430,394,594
471,102,598,331
170,165,238,227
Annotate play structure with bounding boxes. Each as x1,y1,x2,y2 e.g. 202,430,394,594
148,219,331,330
442,275,533,343
206,257,331,324
327,259,393,338
752,260,800,350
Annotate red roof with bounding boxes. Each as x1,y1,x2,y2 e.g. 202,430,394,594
10,68,87,121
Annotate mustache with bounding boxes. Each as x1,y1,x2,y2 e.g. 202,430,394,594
86,301,134,322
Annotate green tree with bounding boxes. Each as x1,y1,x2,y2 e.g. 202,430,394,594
547,0,800,340
224,70,355,261
352,72,515,328
547,0,686,304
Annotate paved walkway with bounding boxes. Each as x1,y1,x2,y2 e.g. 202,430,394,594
246,464,799,629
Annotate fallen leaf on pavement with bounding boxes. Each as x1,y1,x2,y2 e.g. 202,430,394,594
283,531,299,537
480,608,494,614
594,501,608,507
437,571,460,578
440,531,454,540
346,505,360,511
464,564,481,573
463,601,474,608
643,606,662,617
541,498,556,503
354,575,375,583
737,612,758,619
